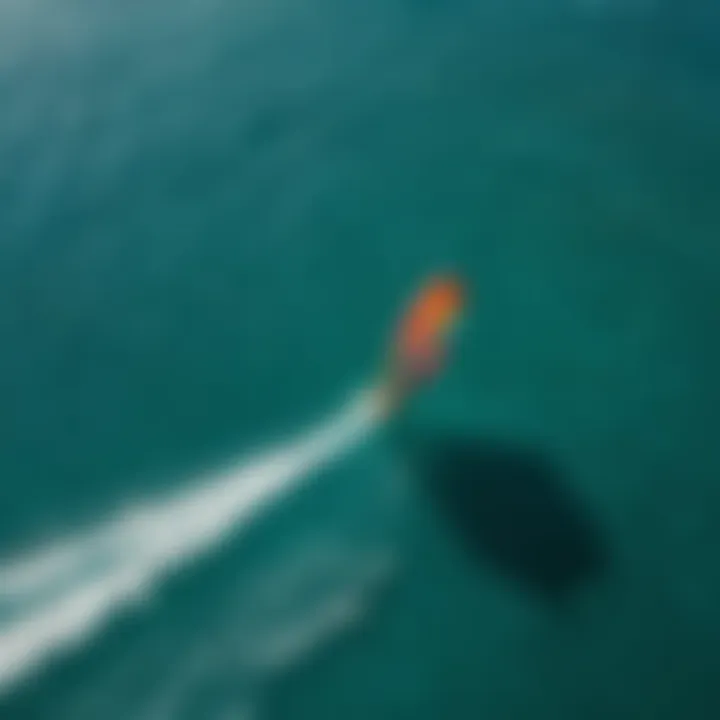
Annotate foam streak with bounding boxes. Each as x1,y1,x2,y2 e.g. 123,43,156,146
0,387,380,695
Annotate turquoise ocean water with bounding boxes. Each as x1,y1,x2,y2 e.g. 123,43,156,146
1,0,720,718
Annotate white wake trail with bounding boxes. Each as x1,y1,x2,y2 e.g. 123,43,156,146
0,386,382,696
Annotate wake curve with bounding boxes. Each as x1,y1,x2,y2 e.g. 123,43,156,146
0,386,382,696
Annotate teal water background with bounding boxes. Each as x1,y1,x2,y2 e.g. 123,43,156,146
2,0,720,718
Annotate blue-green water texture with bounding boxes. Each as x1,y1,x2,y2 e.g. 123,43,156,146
2,1,720,718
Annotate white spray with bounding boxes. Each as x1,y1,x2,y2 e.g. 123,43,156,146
0,386,383,696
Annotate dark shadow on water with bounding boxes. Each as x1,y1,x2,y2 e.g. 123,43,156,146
403,432,608,603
